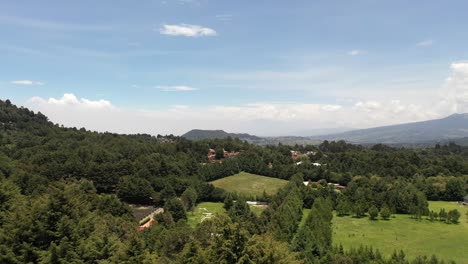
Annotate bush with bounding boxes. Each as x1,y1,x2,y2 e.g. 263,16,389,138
368,205,379,220
380,205,391,220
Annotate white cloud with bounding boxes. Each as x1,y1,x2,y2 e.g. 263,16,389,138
348,50,363,56
417,39,434,47
437,62,468,113
11,80,45,86
157,85,198,91
354,101,382,112
23,62,468,136
26,93,432,136
159,24,217,37
28,93,115,110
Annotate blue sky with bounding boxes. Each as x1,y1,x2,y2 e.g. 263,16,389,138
2,0,468,135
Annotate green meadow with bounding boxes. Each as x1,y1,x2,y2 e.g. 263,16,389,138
210,172,288,197
186,202,226,228
301,201,468,263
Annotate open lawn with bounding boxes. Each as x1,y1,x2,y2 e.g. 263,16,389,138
327,201,468,263
186,202,225,228
210,172,288,197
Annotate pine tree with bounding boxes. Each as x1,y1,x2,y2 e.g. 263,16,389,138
291,198,333,260
164,198,187,222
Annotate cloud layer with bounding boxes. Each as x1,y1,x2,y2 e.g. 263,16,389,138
159,24,217,37
24,62,468,136
29,93,114,110
11,80,44,85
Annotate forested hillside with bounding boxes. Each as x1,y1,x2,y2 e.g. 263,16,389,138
0,99,467,263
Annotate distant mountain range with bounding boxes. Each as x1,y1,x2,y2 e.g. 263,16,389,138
312,113,468,145
182,114,468,146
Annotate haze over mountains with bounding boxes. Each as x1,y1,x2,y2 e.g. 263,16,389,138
315,113,468,144
183,113,468,146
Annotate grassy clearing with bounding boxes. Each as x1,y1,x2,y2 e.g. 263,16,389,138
301,208,311,227
249,204,267,216
186,202,225,228
210,172,288,197
329,201,468,263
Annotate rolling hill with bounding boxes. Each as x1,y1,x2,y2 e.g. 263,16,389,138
182,129,263,141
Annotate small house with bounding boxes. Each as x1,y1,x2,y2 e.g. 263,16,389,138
463,195,468,205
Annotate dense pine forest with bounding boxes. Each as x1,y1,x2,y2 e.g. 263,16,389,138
0,99,467,263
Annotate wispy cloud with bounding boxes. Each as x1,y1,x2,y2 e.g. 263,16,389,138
159,24,217,37
416,39,434,47
0,15,112,32
11,80,45,86
216,14,233,22
157,85,198,91
179,0,198,4
348,50,363,56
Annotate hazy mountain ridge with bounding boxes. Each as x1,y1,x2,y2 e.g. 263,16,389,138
182,129,263,141
312,113,468,144
183,114,468,146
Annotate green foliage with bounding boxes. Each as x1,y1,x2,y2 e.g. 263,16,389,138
292,197,333,260
164,198,187,222
336,195,351,216
380,205,392,220
238,234,301,264
0,100,466,263
178,241,208,264
223,193,234,211
117,176,154,204
181,187,198,211
368,205,379,220
446,209,461,224
268,187,303,242
0,179,137,263
215,148,225,160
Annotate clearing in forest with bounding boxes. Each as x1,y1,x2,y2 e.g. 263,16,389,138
301,201,468,263
186,202,226,227
210,172,288,197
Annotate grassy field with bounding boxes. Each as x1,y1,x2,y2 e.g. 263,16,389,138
325,201,468,263
186,202,225,227
210,172,288,197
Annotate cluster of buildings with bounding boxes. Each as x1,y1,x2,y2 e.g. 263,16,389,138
291,150,317,161
207,148,241,163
